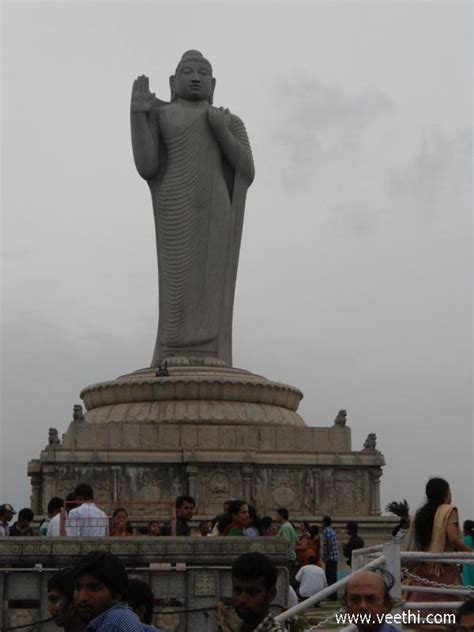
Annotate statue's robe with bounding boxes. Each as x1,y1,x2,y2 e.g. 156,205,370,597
147,103,254,367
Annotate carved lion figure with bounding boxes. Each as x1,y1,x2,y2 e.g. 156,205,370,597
334,409,347,426
363,433,377,449
72,404,85,422
48,428,60,446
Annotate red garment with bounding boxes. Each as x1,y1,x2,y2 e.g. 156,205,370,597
222,521,245,536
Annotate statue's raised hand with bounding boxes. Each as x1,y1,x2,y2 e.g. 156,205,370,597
208,106,232,132
131,75,156,112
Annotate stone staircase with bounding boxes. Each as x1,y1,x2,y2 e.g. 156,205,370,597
287,599,344,630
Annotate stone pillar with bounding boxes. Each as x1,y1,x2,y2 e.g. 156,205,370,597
312,468,321,509
30,473,42,515
186,465,198,500
112,467,120,503
42,469,56,512
242,465,253,502
369,468,382,515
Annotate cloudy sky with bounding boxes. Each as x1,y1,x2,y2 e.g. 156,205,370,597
2,1,473,520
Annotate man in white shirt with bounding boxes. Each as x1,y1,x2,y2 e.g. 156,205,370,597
48,493,77,536
66,484,109,537
295,556,327,600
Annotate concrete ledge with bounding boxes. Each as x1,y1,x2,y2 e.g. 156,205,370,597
0,536,290,567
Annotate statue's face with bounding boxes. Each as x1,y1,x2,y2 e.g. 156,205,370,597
174,60,214,101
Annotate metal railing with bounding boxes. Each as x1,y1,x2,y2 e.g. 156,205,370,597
275,540,474,625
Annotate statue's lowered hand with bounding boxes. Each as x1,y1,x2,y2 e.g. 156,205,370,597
131,75,156,112
208,106,231,132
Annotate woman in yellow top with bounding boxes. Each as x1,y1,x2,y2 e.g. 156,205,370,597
404,477,471,630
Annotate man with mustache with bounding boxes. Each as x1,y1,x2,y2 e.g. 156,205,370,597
232,552,286,632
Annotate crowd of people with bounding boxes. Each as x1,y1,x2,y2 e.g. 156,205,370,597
1,475,473,631
1,488,363,603
44,549,294,632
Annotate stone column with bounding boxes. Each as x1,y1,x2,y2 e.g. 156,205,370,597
112,467,120,503
42,469,55,512
242,465,253,502
312,468,321,510
186,465,198,500
369,468,382,515
30,473,42,515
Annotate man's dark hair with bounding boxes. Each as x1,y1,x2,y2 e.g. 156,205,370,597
72,551,128,599
344,570,395,609
73,484,94,500
47,497,64,514
322,516,332,526
175,495,195,509
232,552,278,590
260,516,272,531
308,555,318,565
65,492,77,513
309,525,320,537
127,579,154,624
18,508,34,521
346,521,358,534
458,598,474,622
276,508,289,521
48,568,75,602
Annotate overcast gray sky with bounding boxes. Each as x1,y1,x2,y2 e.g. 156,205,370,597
2,1,473,520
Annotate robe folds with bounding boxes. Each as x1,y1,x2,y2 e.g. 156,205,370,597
147,104,254,367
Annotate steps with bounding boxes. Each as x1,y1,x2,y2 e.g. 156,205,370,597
288,599,344,630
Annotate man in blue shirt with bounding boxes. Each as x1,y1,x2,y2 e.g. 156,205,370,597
72,551,160,632
321,516,339,601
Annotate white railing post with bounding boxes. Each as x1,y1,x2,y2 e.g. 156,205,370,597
383,540,402,629
352,550,365,571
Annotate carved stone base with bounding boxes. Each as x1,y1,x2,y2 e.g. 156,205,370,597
28,422,384,518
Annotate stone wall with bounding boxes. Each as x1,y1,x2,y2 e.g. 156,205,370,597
0,537,290,632
29,418,384,517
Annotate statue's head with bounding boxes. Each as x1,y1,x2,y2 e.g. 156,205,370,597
170,50,215,103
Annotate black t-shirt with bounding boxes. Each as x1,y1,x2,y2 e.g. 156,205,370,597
9,523,34,536
161,519,190,536
343,535,365,565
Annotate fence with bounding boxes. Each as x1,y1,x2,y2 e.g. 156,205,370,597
275,540,474,627
54,500,175,536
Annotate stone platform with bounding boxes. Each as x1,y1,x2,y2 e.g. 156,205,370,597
81,366,305,426
28,366,385,519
